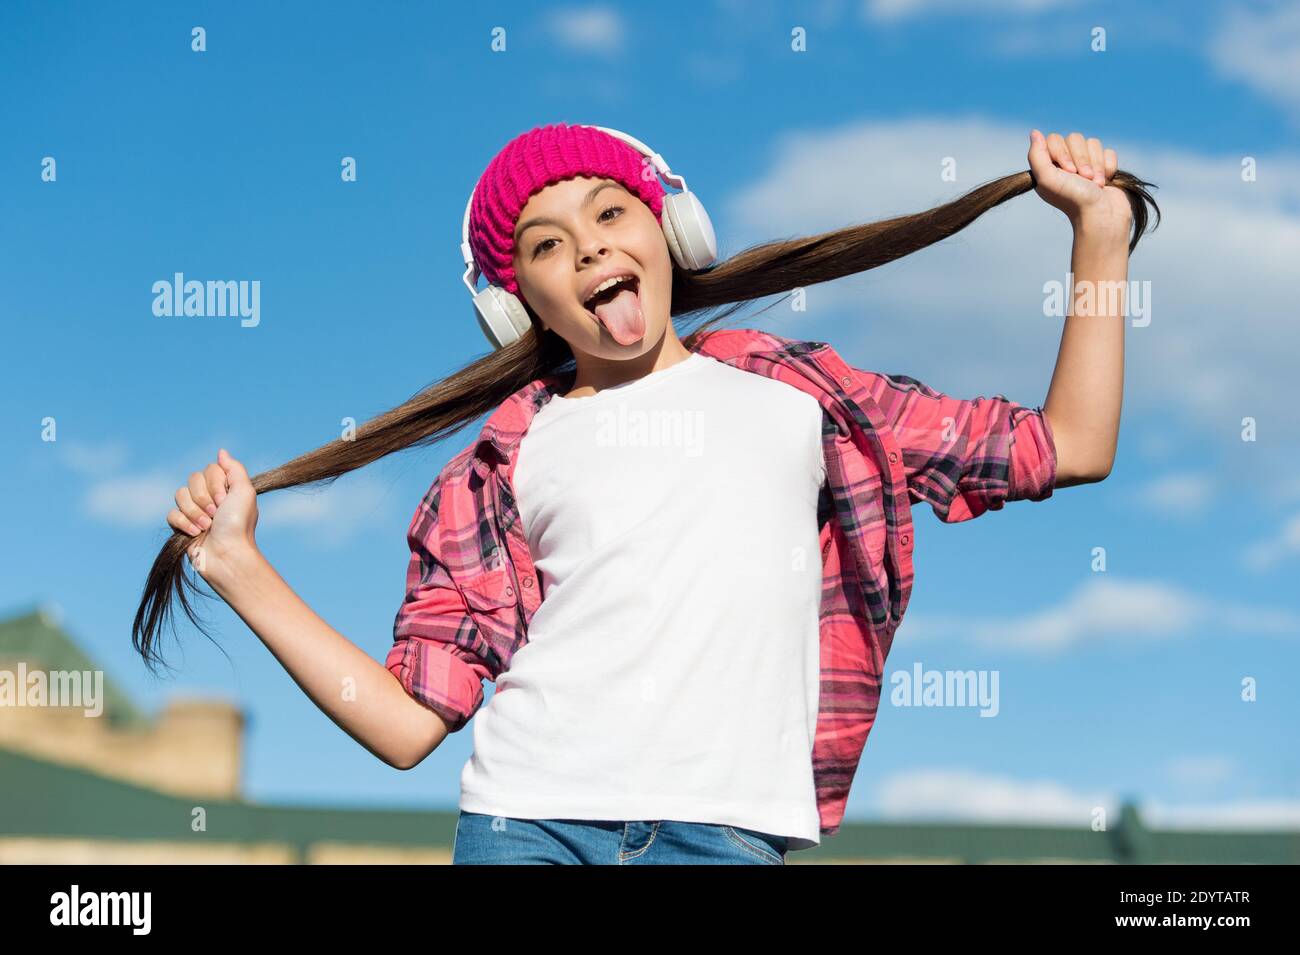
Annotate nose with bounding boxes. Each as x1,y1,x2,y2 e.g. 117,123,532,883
576,233,611,263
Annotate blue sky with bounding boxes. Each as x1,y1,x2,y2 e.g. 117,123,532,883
3,0,1299,831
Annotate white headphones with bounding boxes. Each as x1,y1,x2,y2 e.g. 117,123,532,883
460,125,719,350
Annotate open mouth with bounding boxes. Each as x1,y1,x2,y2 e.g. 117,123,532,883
581,274,645,345
582,274,640,317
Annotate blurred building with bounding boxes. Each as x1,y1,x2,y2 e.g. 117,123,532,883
0,606,242,801
1,605,1296,864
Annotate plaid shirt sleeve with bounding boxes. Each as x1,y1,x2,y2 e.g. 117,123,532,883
853,369,1058,523
385,480,497,732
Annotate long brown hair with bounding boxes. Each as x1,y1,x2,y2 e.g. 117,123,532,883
132,168,1160,672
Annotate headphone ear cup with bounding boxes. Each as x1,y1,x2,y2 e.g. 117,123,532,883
661,191,718,271
661,214,686,269
473,286,532,349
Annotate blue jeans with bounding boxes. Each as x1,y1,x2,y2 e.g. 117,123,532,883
452,810,789,865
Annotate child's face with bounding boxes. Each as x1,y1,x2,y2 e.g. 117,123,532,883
511,176,673,359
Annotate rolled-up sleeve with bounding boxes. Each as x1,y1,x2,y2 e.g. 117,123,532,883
853,369,1058,523
386,483,496,732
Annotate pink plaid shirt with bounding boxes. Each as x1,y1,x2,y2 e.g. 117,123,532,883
386,327,1057,837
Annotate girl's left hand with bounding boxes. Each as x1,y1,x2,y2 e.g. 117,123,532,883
1027,129,1131,229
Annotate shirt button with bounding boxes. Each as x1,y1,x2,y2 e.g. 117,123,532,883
506,586,514,597
840,375,851,387
522,576,534,589
888,451,898,463
901,534,910,546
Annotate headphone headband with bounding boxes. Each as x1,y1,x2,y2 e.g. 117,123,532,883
460,124,717,349
460,125,692,299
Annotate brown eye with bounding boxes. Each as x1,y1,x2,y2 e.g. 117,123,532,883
531,206,623,259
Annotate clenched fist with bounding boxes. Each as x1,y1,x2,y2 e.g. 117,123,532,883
166,448,259,581
1028,128,1132,233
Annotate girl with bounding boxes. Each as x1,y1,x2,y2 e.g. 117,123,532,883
134,122,1159,865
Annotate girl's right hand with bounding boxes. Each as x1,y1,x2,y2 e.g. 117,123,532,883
166,448,260,581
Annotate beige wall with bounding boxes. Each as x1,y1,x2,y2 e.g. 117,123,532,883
0,837,299,864
0,696,244,799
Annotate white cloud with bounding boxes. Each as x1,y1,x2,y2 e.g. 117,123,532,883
984,24,1090,58
542,6,626,55
877,768,1111,824
717,116,1300,463
874,767,1300,829
77,439,393,547
1241,511,1300,572
79,438,240,529
863,0,1080,24
84,473,179,528
1142,797,1300,829
1134,471,1216,519
257,476,394,548
58,439,129,476
1207,1,1300,118
901,576,1300,652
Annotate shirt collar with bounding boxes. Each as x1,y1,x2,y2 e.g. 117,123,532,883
469,328,784,473
472,372,570,471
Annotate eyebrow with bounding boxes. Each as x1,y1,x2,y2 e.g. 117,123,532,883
514,180,622,242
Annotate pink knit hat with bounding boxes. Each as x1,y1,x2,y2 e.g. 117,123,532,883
467,123,667,296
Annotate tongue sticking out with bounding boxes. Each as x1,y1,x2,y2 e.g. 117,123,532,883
592,287,645,346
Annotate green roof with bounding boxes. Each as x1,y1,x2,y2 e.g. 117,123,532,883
3,747,1296,863
0,747,455,862
0,605,151,729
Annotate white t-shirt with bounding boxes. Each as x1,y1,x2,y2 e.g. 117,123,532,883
458,351,828,849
